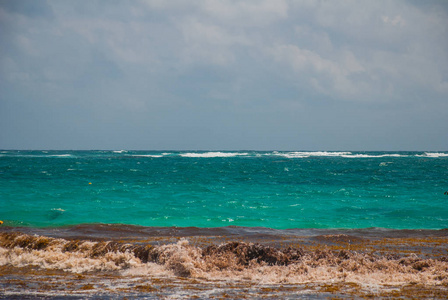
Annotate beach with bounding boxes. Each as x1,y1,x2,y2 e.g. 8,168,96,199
1,225,447,298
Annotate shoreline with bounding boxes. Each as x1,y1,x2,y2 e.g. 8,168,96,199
1,226,447,298
1,223,447,237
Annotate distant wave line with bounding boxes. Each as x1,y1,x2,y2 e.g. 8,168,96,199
0,151,447,159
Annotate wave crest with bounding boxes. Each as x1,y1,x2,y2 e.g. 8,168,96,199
1,232,447,287
418,152,448,158
180,152,248,158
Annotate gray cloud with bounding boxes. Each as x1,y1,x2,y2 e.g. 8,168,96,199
1,0,447,150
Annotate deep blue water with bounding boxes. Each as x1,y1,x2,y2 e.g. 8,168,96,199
0,150,447,229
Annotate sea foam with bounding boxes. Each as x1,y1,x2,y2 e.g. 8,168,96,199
418,152,448,158
1,232,447,288
180,152,248,158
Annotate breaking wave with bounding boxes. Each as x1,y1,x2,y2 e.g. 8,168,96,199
271,151,412,158
417,152,448,158
273,151,352,158
1,232,447,287
129,154,165,158
1,150,447,159
113,150,128,153
0,153,76,158
180,152,249,158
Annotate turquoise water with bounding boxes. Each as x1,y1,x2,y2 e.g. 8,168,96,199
1,150,447,229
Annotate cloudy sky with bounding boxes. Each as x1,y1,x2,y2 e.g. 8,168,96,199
1,0,447,150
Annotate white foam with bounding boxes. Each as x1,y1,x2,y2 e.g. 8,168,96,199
51,208,66,212
130,154,164,158
113,150,127,153
0,153,74,158
418,152,448,158
267,151,413,159
1,236,447,290
180,152,248,158
47,154,74,158
274,151,352,158
341,154,407,158
12,154,75,158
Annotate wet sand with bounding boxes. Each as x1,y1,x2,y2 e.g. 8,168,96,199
1,225,447,298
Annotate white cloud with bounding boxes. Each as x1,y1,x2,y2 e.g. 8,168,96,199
201,0,288,25
2,0,447,103
179,18,251,66
269,44,368,100
382,15,405,26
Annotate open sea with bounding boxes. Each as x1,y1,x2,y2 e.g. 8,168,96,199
1,150,447,229
1,150,448,298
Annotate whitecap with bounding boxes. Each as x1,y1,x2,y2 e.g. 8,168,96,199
341,154,406,158
113,150,127,153
180,152,248,158
274,151,352,158
338,153,386,158
269,151,410,159
51,208,66,212
129,154,164,158
47,154,73,158
417,152,448,158
0,153,73,158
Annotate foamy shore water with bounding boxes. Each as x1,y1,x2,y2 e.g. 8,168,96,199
1,226,448,299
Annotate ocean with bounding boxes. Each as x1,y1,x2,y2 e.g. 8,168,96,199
1,150,448,298
1,150,448,229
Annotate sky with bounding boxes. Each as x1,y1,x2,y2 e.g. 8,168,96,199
1,0,447,151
